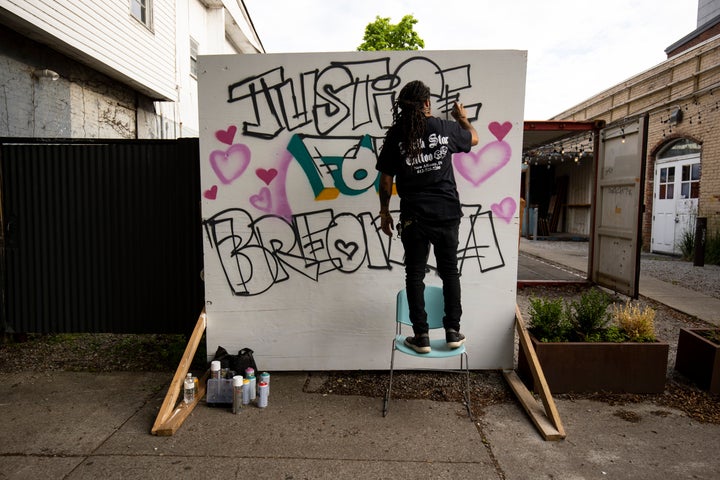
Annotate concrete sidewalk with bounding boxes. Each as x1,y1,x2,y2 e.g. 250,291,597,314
1,242,720,479
1,371,719,479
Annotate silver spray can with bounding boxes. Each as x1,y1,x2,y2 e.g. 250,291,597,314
232,375,243,414
257,381,269,408
260,372,270,396
210,360,222,399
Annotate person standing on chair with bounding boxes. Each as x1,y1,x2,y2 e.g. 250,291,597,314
376,80,478,354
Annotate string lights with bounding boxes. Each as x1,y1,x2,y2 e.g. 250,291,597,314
523,132,595,168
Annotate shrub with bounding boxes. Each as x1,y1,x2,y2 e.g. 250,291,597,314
611,301,656,342
529,289,660,343
527,296,571,342
569,288,612,341
705,229,720,265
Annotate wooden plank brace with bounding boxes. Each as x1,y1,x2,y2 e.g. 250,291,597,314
503,304,566,441
151,309,208,436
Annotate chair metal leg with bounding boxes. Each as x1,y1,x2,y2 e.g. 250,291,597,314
461,351,473,421
383,338,397,417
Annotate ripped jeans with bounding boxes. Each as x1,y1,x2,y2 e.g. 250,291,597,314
400,218,462,335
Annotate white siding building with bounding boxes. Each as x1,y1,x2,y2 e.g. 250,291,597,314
0,0,263,139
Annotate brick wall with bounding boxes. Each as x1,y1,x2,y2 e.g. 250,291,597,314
553,35,720,250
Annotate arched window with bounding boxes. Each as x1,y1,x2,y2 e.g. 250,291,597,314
656,139,701,200
657,138,701,159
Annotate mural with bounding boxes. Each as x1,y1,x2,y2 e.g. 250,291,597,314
198,51,527,370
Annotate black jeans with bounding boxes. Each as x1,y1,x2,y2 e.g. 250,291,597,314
400,218,462,335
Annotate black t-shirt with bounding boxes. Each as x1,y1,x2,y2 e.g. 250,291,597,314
376,116,472,223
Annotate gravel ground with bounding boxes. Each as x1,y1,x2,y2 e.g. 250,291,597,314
1,247,718,423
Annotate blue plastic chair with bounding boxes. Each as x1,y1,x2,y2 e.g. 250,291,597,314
383,286,472,419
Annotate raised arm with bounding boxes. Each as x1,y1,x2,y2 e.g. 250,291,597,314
451,101,479,146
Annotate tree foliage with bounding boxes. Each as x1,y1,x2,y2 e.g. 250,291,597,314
357,15,424,51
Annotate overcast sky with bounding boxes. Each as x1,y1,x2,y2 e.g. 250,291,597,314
244,0,698,120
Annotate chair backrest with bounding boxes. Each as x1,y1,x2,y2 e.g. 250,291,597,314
396,286,445,329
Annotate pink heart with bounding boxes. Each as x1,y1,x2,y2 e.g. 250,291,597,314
215,126,237,145
203,185,218,200
453,141,511,186
491,197,517,223
256,168,278,185
488,121,512,141
250,187,272,212
209,144,251,184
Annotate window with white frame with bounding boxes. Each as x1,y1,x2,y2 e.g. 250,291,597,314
131,0,152,29
190,38,199,78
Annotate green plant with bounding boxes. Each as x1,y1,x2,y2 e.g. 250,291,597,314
357,15,425,51
569,288,612,341
705,229,720,265
528,289,664,343
678,228,695,260
701,329,720,346
527,296,571,342
611,301,657,342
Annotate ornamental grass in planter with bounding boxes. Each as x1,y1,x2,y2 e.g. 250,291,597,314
675,327,720,394
518,288,669,394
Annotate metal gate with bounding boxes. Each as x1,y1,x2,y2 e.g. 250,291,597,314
1,138,204,333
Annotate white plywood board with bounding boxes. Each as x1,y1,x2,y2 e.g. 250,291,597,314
198,50,527,370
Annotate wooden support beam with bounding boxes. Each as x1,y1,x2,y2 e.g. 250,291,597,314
503,305,566,441
151,309,207,436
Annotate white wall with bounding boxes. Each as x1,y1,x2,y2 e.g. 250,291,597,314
198,50,527,370
1,0,177,100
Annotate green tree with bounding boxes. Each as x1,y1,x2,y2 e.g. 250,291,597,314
357,15,425,51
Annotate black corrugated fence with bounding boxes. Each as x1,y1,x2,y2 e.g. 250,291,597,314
1,138,204,334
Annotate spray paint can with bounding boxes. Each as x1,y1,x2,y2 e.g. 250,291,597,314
242,378,251,405
232,376,243,414
244,367,254,379
210,360,222,399
257,381,269,408
248,374,256,401
210,361,221,379
260,372,270,395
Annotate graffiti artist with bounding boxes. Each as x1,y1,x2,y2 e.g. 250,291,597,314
376,80,479,354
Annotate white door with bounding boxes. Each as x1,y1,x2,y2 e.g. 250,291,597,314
651,153,701,254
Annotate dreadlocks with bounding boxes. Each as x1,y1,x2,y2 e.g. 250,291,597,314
389,80,430,161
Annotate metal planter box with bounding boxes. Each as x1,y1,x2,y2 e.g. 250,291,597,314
518,336,669,394
675,328,720,394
